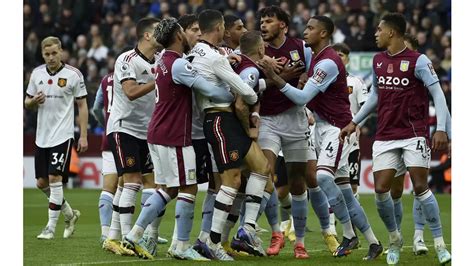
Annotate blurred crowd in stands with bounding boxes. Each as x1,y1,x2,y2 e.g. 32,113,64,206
23,0,451,138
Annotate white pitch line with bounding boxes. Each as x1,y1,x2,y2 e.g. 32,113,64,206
53,243,451,265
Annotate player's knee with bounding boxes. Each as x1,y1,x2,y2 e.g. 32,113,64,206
36,178,48,190
165,187,179,199
289,177,306,195
413,183,429,195
374,183,390,194
390,187,403,199
48,174,62,184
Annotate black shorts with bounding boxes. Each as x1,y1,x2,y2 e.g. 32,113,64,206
108,132,153,177
275,156,288,188
35,138,74,183
203,112,252,173
192,138,213,184
348,149,361,186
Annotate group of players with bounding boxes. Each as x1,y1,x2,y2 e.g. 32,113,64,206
25,5,452,265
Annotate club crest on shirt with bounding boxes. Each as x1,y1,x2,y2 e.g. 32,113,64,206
347,86,353,94
387,64,394,74
290,50,300,61
229,150,239,161
400,60,410,72
57,78,67,88
126,157,136,167
312,69,327,84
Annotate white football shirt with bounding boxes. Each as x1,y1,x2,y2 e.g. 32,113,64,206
187,41,257,111
107,48,158,140
347,73,368,151
26,64,87,148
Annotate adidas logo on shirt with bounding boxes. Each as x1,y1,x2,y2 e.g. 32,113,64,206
142,70,148,75
39,80,43,85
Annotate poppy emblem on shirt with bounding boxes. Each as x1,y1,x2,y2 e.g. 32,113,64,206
347,86,353,94
387,64,394,73
57,78,67,88
312,69,327,84
290,50,300,61
400,60,410,72
229,150,239,161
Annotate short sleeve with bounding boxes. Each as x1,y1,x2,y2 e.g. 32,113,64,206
172,58,199,88
239,67,260,91
414,54,439,87
26,71,37,97
74,73,87,98
115,54,137,83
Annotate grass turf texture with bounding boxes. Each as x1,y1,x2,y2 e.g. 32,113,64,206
24,189,451,265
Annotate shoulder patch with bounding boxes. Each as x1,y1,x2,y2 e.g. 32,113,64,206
312,69,327,84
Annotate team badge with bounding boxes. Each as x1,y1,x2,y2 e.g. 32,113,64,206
121,63,129,71
400,60,410,72
387,64,393,73
312,69,327,84
229,150,239,161
185,63,194,71
126,157,136,167
347,86,353,94
188,169,196,180
57,78,67,88
290,50,300,61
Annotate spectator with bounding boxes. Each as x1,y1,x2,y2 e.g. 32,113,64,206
87,36,109,64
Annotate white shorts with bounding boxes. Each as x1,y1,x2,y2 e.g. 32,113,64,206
314,119,351,174
372,137,430,173
258,106,309,162
307,126,317,161
102,151,118,175
348,131,360,153
148,144,197,188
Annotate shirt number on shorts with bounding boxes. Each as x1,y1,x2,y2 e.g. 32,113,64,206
416,140,428,158
51,152,65,165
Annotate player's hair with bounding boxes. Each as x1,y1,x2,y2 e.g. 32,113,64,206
41,36,62,50
332,42,351,55
154,18,181,48
381,13,406,36
403,33,419,50
239,31,263,55
136,17,161,41
258,5,290,27
178,14,198,31
311,15,335,36
198,9,223,34
224,14,240,30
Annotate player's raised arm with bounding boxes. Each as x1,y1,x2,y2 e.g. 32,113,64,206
211,56,258,105
171,58,235,103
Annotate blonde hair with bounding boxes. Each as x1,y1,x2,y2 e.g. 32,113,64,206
41,36,62,50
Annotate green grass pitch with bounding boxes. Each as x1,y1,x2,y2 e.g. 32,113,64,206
24,189,451,265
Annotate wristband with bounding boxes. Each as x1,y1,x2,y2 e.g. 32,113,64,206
251,112,260,119
258,79,267,93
